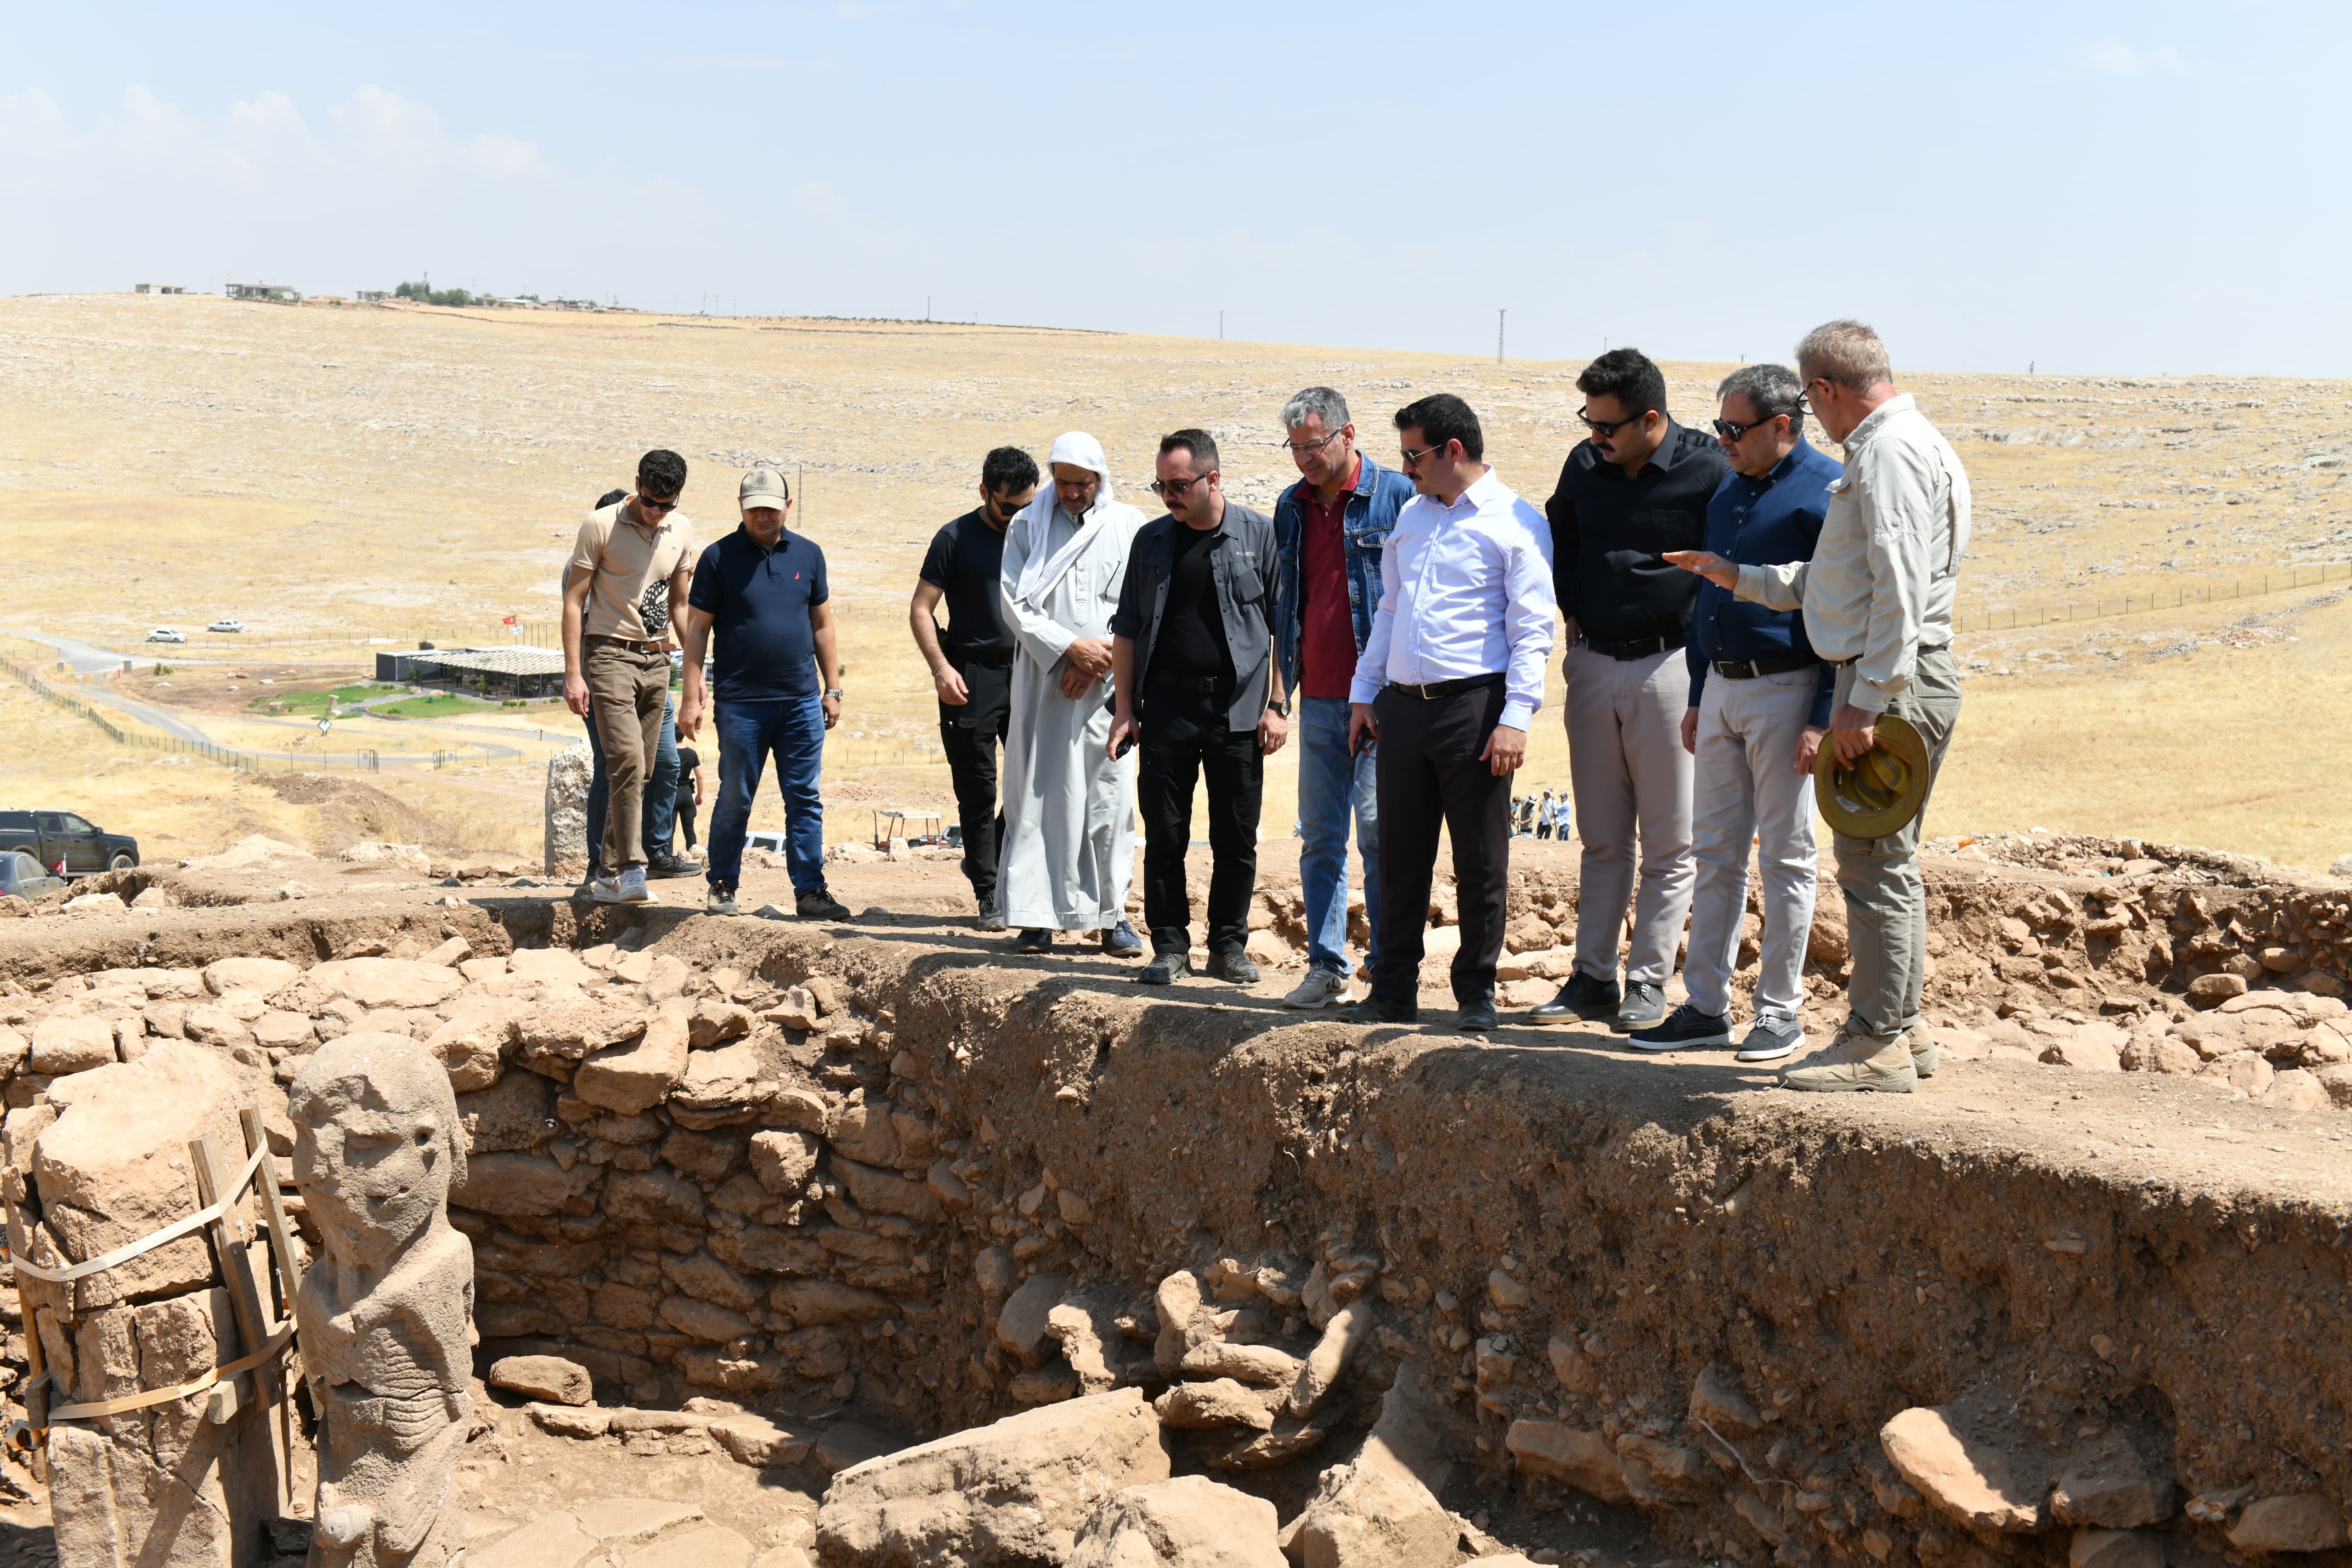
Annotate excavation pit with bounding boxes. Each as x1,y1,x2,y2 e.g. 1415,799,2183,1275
1,836,2348,1567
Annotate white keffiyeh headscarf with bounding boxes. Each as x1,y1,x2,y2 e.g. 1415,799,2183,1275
1011,430,1120,608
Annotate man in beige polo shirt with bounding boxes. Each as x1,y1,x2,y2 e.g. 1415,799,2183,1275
564,448,696,904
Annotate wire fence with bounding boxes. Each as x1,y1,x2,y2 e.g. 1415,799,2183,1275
2,661,385,773
1955,562,2352,635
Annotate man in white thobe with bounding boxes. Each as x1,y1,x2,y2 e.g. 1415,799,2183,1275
999,431,1147,955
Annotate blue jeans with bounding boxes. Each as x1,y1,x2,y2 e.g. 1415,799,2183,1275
706,696,826,895
585,696,678,870
1296,696,1380,976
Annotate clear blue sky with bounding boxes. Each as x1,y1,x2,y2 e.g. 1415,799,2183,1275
5,0,2343,376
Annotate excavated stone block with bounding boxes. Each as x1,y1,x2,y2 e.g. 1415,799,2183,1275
1881,1403,2048,1533
573,1003,688,1114
1068,1475,1283,1568
1505,1419,1631,1505
490,1355,594,1406
814,1390,1170,1567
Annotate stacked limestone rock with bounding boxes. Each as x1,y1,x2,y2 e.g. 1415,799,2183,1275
3,1041,287,1567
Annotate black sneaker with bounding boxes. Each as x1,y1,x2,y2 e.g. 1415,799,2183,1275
795,887,851,920
647,849,702,879
1613,980,1668,1033
705,885,740,917
1528,971,1620,1024
974,891,1006,932
1628,1002,1732,1053
1342,994,1418,1025
1205,948,1260,984
1013,928,1054,954
1136,950,1189,985
1100,919,1144,957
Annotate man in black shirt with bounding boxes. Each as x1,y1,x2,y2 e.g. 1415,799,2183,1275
911,446,1038,928
1532,348,1730,1032
1108,430,1286,985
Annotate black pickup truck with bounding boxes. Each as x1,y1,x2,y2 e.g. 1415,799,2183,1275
0,810,140,877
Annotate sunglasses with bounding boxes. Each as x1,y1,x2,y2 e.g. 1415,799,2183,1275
1399,441,1451,468
1711,414,1784,441
1147,472,1216,499
1576,406,1645,438
637,493,681,514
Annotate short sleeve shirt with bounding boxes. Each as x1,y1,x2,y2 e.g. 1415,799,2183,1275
917,509,1015,665
568,502,692,642
685,526,830,701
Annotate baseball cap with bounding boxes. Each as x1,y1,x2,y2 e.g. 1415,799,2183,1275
740,466,791,510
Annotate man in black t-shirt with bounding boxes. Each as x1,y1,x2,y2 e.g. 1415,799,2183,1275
910,447,1039,928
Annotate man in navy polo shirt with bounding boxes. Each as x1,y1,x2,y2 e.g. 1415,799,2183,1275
678,465,852,919
1631,363,1838,1062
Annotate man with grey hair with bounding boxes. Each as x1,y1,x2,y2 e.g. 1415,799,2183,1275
1270,385,1417,1007
1669,320,1970,1093
1627,363,1838,1062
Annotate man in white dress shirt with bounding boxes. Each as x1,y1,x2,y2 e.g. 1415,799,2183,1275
1343,394,1556,1032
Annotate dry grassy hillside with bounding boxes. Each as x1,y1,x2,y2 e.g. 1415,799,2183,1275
2,293,2348,871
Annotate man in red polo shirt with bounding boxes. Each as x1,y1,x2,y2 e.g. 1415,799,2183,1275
1270,386,1419,1008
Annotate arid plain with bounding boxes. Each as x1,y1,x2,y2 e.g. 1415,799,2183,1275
3,291,2350,872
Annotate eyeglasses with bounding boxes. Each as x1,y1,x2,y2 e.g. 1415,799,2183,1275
1399,441,1450,469
1576,407,1645,438
1147,472,1216,499
637,494,681,514
1280,430,1346,457
1710,414,1785,442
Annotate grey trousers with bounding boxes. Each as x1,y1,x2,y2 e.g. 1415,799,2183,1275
1684,666,1820,1019
1832,646,1961,1040
1563,643,1694,985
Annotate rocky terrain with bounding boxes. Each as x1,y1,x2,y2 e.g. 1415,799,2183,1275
0,829,2347,1566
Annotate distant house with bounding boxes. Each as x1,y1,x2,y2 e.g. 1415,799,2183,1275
226,283,301,304
356,290,390,303
134,284,187,295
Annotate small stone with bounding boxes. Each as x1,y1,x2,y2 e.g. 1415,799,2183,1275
995,1273,1067,1365
1881,1404,2047,1533
769,987,822,1033
2188,973,2249,1006
490,1354,594,1406
1178,1342,1302,1387
2228,1494,2349,1554
1690,1365,1763,1436
1285,1299,1371,1418
1487,1267,1532,1311
1505,1419,1630,1504
712,1415,810,1469
1067,1475,1283,1568
1156,1379,1277,1432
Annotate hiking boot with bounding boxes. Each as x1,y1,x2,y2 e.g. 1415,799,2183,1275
795,887,851,920
615,867,653,905
1342,994,1418,1026
1136,950,1189,985
1282,969,1353,1010
706,885,740,917
1628,1002,1732,1053
1100,919,1144,958
1736,1010,1804,1063
647,849,702,879
1206,948,1260,984
1012,928,1054,954
1528,971,1620,1024
1780,1027,1917,1093
1613,980,1668,1033
1905,1021,1939,1079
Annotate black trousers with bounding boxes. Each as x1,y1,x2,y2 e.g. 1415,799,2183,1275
939,661,1012,905
1370,680,1513,1007
1138,685,1263,956
677,793,699,850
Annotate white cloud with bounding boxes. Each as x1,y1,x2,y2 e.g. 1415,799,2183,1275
790,181,845,221
2082,37,2185,76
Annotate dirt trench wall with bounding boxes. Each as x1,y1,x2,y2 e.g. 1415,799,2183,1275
4,862,2350,1566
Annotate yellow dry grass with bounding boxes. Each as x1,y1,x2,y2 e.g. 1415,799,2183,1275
2,293,2347,869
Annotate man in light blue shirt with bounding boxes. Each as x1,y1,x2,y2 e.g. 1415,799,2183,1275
1343,393,1555,1033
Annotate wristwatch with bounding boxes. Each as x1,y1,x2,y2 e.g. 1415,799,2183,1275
824,688,844,701
1267,698,1291,719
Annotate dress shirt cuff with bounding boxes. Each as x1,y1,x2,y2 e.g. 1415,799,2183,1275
1498,699,1536,732
1845,678,1894,717
1347,674,1383,705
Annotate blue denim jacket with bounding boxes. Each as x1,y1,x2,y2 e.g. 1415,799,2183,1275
1272,451,1417,693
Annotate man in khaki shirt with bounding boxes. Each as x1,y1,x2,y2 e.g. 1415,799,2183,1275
564,448,695,904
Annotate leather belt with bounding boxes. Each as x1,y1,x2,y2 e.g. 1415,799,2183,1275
1826,643,1946,671
1583,634,1683,660
585,634,669,654
1151,674,1229,693
1386,672,1503,700
1712,651,1818,680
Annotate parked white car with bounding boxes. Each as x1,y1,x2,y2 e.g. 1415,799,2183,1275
145,628,186,644
206,618,244,634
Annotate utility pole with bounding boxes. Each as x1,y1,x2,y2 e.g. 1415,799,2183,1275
1219,311,1224,340
926,295,931,322
1497,308,1506,363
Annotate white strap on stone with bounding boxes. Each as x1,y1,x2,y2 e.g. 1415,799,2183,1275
39,1316,295,1421
9,1141,270,1284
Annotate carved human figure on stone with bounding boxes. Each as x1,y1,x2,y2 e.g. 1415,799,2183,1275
287,1034,475,1568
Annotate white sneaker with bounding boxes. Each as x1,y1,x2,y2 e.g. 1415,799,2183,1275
616,867,653,904
1737,1011,1806,1063
589,872,625,904
1282,969,1353,1010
